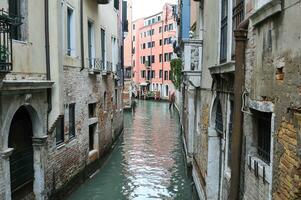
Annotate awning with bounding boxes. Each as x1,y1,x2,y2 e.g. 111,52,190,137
140,82,149,86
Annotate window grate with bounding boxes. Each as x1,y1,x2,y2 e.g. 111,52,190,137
215,100,223,134
253,110,272,164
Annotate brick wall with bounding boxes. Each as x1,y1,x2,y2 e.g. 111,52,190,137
273,120,301,200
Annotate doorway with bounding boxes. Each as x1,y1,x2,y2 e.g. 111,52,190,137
8,106,34,199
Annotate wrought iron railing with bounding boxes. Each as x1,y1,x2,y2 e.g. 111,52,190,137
87,58,102,72
106,61,112,72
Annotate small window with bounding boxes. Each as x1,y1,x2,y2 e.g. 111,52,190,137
56,115,65,145
159,26,162,33
215,100,223,134
253,110,272,164
168,23,173,31
159,54,163,63
159,39,162,46
227,101,234,167
164,25,168,32
89,124,96,151
67,7,75,56
164,53,168,62
88,103,96,118
164,71,168,80
151,70,155,78
133,36,135,42
103,92,107,111
114,0,119,10
133,24,135,30
69,104,75,138
159,70,163,78
115,89,118,107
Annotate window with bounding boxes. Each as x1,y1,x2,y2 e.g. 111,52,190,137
103,92,107,111
67,7,75,56
9,0,22,40
164,38,168,45
159,54,163,63
158,16,161,21
169,70,172,80
133,24,135,30
69,104,75,138
253,110,272,164
164,71,168,80
89,103,96,118
215,100,223,134
164,53,168,62
143,56,146,64
164,25,168,32
143,43,146,49
141,70,146,78
112,37,117,71
115,89,118,107
159,26,162,33
88,21,95,67
159,70,163,78
160,39,162,46
133,36,135,42
101,28,106,66
56,115,64,145
89,124,96,151
220,0,228,63
168,23,173,30
227,101,234,167
114,0,119,10
151,70,155,78
151,55,155,63
169,52,173,61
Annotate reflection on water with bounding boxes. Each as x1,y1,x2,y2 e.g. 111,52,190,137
68,100,193,200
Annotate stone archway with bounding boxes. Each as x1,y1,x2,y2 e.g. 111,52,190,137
8,106,34,199
1,103,47,200
206,94,223,200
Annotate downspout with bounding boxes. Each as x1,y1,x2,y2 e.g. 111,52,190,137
229,18,249,200
45,0,52,116
80,0,85,71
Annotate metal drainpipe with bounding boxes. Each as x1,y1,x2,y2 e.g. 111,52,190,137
45,0,52,117
80,0,85,71
229,18,249,200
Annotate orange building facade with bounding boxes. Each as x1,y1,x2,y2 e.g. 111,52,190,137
131,4,177,99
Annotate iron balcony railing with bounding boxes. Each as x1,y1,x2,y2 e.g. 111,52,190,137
106,61,112,72
87,58,102,72
0,9,22,72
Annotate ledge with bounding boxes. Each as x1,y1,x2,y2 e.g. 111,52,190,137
1,80,54,91
250,0,282,26
209,61,235,75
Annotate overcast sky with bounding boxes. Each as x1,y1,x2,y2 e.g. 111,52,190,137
132,0,177,20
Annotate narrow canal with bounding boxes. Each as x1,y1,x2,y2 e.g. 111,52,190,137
68,100,194,200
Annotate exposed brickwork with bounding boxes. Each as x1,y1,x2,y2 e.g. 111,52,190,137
273,120,301,200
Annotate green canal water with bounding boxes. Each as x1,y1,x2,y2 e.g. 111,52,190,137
68,100,194,200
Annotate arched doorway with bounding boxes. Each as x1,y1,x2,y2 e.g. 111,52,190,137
8,106,34,199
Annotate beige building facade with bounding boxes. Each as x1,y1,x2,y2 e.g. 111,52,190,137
0,0,124,199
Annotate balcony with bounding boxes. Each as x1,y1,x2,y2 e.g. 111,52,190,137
87,58,102,74
182,39,203,88
0,9,22,74
97,0,111,4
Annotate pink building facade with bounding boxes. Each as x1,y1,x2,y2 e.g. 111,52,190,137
131,4,177,98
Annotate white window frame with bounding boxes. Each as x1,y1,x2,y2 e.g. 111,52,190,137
66,5,76,57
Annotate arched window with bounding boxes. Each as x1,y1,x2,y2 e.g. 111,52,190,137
215,100,223,134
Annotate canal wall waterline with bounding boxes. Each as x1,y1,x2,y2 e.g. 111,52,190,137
51,126,125,200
